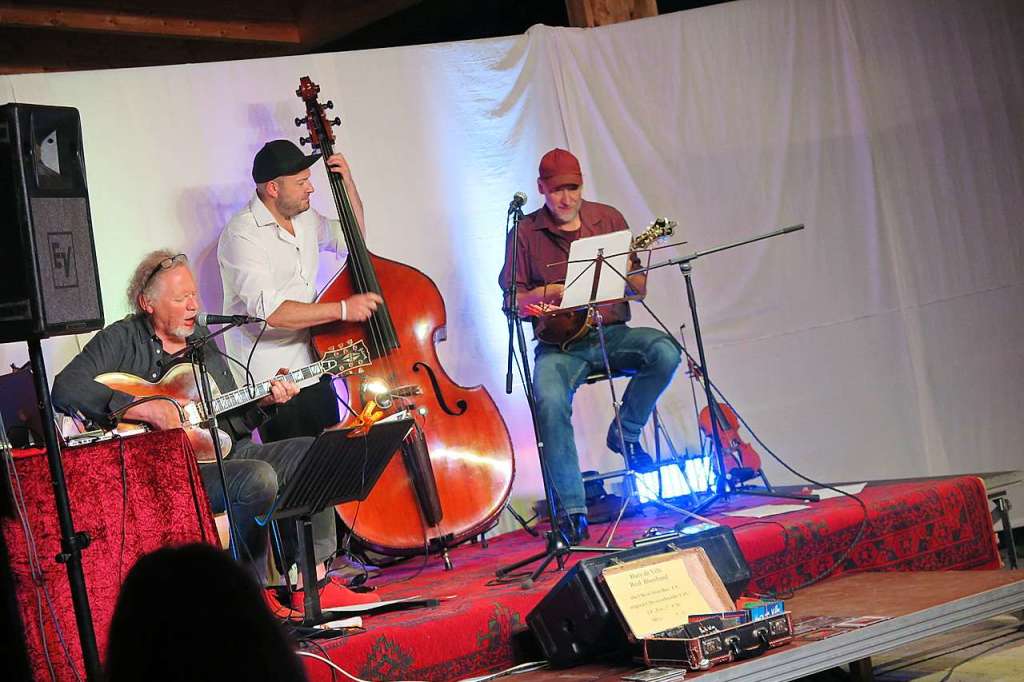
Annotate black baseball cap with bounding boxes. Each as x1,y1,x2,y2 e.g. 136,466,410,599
251,140,320,184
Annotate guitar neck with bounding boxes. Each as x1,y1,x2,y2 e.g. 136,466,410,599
212,362,326,415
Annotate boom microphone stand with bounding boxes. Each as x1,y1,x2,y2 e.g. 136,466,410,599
637,224,815,513
497,198,613,585
168,320,253,562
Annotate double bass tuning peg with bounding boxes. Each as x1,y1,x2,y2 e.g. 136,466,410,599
294,117,305,127
298,136,311,146
330,117,341,126
324,100,334,110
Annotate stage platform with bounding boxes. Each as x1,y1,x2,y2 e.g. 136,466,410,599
507,570,1024,681
300,475,1003,682
1,436,1008,680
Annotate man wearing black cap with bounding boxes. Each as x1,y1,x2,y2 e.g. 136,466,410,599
499,148,681,543
218,140,382,446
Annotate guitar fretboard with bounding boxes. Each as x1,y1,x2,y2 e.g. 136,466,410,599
212,362,331,415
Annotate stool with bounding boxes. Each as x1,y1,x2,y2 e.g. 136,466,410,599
579,368,643,534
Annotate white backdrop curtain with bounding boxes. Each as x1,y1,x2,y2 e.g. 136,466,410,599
2,0,1022,530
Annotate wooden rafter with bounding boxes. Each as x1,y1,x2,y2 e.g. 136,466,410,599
565,0,658,28
0,4,300,43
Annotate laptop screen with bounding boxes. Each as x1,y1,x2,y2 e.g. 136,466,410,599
0,367,44,448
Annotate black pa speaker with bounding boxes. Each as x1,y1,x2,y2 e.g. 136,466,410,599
526,525,751,668
0,103,103,343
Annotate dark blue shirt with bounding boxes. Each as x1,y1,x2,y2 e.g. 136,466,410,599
51,314,269,442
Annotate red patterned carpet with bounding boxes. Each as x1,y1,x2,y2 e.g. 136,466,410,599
303,476,1001,681
0,433,1001,681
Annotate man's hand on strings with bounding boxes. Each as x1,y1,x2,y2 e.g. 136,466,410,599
122,399,185,432
524,301,558,316
259,369,300,407
325,153,354,180
519,283,564,317
342,293,383,321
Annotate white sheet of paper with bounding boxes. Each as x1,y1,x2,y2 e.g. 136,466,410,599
723,503,809,518
316,615,362,629
812,483,867,500
319,594,426,614
556,230,633,310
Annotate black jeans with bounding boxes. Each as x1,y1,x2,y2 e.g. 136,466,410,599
258,377,341,443
200,435,337,581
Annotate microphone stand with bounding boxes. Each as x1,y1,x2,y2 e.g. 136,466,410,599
26,338,102,680
168,322,245,561
497,202,613,585
634,224,815,513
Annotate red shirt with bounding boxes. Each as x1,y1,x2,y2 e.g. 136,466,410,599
499,200,642,326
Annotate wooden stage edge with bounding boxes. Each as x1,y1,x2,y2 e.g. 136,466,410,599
512,570,1024,681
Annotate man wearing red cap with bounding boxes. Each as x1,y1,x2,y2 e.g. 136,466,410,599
499,148,681,542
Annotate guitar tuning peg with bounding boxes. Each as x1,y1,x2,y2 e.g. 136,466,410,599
294,117,305,127
325,100,334,109
299,136,311,146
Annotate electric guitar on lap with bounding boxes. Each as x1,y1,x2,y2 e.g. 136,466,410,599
93,340,370,462
534,217,676,350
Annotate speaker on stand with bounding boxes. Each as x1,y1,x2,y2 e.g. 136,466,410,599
0,102,104,680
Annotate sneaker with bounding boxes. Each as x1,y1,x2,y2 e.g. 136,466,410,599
606,431,657,472
289,576,381,611
263,588,300,620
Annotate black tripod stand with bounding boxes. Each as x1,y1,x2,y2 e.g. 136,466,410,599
639,224,818,514
24,338,102,680
496,199,615,586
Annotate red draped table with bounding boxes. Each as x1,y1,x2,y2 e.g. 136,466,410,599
1,430,219,681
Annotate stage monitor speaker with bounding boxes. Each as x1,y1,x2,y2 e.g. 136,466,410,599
0,103,103,343
526,525,750,668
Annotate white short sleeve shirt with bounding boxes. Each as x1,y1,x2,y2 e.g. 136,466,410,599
217,193,345,383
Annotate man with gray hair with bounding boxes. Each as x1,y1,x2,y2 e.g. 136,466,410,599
51,249,377,611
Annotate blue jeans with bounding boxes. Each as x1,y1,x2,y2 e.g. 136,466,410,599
533,324,681,516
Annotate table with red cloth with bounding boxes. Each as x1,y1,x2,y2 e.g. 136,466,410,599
1,430,219,681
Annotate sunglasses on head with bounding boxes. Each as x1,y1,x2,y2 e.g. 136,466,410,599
142,253,188,290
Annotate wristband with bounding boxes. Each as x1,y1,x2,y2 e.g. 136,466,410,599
340,300,348,321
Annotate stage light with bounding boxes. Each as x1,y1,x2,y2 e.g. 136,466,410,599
634,455,717,503
363,379,393,408
364,379,389,396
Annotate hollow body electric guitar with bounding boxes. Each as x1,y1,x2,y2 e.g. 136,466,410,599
94,340,370,462
534,218,677,350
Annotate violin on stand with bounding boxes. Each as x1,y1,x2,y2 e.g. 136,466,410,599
685,357,763,483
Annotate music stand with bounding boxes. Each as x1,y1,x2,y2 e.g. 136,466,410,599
271,418,414,626
538,237,680,546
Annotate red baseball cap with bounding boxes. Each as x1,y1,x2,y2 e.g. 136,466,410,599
538,148,583,188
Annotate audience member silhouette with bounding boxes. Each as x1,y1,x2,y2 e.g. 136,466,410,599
105,543,307,682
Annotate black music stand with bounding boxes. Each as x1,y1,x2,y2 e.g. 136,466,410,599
271,418,413,626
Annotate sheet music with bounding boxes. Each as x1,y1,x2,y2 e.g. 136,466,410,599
556,230,632,310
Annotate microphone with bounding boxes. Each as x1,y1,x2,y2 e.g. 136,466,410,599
508,191,527,213
196,312,264,326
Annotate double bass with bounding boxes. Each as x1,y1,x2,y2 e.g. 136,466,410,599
294,77,515,559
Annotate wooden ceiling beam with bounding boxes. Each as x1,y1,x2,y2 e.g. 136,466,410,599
0,4,300,43
0,26,291,74
565,0,658,28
